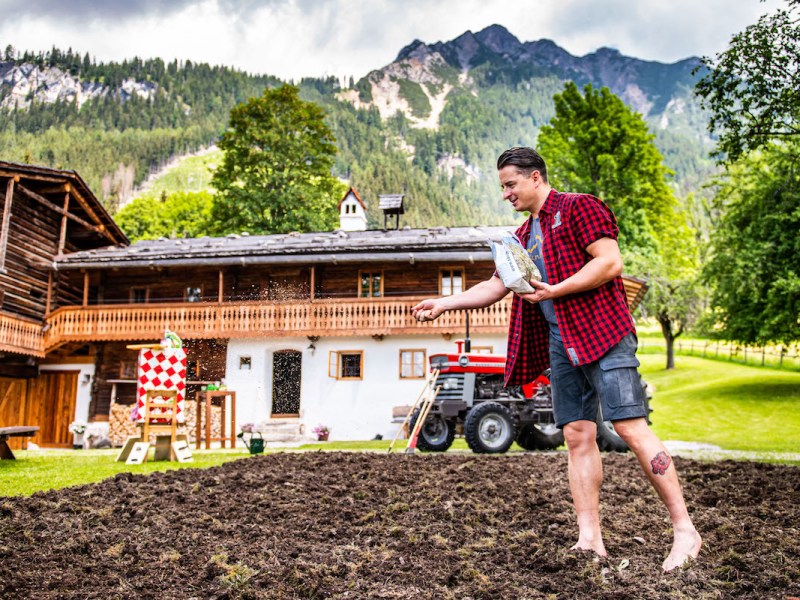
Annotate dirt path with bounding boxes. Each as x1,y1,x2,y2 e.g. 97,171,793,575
1,453,798,598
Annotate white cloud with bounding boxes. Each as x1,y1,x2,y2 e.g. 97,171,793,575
0,0,787,79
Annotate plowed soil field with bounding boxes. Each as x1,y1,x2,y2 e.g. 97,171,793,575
1,452,798,599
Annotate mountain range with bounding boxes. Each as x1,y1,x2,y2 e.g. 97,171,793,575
0,25,716,229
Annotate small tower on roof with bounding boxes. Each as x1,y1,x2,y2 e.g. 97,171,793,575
338,187,367,231
379,194,405,230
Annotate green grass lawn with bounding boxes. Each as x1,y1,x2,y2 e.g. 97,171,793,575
2,353,798,497
640,354,800,453
0,448,251,497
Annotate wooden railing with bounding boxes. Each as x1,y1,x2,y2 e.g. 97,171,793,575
0,313,45,357
43,296,513,349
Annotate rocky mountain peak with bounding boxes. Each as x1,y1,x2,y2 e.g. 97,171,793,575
474,24,523,57
396,39,432,62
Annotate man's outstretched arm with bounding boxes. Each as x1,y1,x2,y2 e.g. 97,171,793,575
412,276,509,322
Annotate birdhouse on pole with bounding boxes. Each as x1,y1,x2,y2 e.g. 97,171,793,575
379,194,405,230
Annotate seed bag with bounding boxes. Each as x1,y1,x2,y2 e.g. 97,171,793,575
489,232,542,294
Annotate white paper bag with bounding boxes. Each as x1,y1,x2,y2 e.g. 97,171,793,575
490,232,542,294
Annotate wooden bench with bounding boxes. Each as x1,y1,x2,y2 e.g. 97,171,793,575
0,426,40,460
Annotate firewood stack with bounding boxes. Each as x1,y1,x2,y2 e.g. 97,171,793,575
108,400,222,446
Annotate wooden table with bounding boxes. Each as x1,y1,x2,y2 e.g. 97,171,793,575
195,390,236,450
0,426,40,460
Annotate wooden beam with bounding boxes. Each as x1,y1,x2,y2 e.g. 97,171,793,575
310,266,316,301
82,271,89,307
16,184,106,238
0,169,64,183
58,192,69,255
66,184,118,243
45,271,52,316
218,269,224,303
0,176,17,272
37,183,71,194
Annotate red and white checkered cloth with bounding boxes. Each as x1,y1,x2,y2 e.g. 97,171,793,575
135,348,187,423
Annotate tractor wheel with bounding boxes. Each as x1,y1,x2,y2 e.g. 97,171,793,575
516,423,565,451
409,410,455,452
595,377,653,452
464,402,517,454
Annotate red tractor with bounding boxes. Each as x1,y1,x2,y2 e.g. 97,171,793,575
410,338,651,454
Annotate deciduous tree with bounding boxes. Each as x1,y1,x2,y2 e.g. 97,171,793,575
694,0,800,162
210,84,343,235
538,82,701,367
115,191,214,241
702,142,800,345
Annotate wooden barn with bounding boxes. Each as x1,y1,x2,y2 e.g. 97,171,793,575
0,161,127,449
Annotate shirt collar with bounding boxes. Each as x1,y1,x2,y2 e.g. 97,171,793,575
539,188,558,215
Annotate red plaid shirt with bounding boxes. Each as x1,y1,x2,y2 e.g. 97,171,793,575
503,189,635,385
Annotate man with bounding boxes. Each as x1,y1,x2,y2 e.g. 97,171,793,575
412,147,701,572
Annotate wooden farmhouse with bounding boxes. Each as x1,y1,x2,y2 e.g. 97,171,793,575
0,161,127,448
0,164,647,447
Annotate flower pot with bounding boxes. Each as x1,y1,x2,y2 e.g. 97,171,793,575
317,432,329,441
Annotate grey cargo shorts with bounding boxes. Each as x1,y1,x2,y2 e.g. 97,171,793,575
550,332,647,428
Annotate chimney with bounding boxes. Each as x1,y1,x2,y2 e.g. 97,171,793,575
338,187,367,231
379,194,405,230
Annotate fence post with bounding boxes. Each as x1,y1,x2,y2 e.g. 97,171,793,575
744,345,748,363
703,341,708,357
780,345,785,368
761,346,766,366
716,341,720,357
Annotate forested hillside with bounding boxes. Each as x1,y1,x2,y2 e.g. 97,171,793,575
0,29,716,228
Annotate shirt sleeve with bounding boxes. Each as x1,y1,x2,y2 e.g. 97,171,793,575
573,195,618,250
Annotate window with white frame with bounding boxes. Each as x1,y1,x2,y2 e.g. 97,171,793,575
328,351,364,380
399,349,426,379
440,268,464,296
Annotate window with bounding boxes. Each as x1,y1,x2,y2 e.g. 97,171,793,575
440,268,464,296
239,356,252,370
130,287,150,303
328,351,364,380
399,349,426,379
185,286,202,302
119,361,137,379
359,271,382,298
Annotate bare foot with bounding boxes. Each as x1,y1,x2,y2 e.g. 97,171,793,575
571,539,607,557
662,528,702,571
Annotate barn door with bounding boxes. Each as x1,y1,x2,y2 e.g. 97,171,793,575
271,350,301,417
26,371,79,447
0,377,30,450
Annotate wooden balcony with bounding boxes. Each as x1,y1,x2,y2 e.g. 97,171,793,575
43,296,513,349
0,313,45,358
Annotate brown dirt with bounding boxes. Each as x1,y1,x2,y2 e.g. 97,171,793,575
1,452,798,599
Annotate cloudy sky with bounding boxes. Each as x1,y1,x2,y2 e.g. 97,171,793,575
0,0,785,81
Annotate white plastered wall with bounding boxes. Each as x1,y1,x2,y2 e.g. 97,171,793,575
225,333,507,441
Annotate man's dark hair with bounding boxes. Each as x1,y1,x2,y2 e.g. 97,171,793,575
497,147,548,183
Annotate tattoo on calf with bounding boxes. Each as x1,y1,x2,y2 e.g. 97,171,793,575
650,451,671,476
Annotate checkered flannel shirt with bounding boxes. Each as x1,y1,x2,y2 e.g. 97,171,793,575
502,189,635,385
